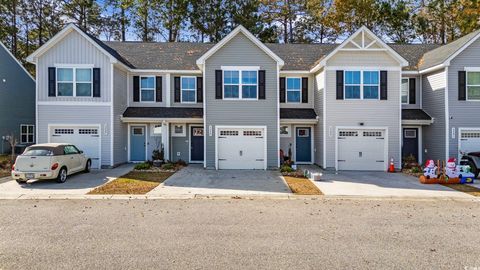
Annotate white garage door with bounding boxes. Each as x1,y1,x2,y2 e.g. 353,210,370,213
217,128,265,170
459,130,480,157
50,126,101,169
338,129,386,171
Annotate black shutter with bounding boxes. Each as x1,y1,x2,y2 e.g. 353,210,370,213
258,70,266,99
380,70,388,100
133,76,139,102
336,71,344,100
48,67,56,97
301,77,308,103
409,78,416,104
215,70,222,99
459,71,466,101
155,76,162,102
174,76,181,102
93,68,101,97
197,77,203,103
279,77,286,103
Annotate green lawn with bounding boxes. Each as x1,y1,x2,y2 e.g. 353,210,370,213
88,171,174,195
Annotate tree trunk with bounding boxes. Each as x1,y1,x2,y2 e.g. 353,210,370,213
121,7,126,41
11,0,17,56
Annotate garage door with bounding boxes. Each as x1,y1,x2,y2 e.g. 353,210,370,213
217,128,265,170
459,130,480,157
338,129,386,171
50,126,101,169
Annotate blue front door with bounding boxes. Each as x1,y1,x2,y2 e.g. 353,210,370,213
296,127,312,163
130,126,146,161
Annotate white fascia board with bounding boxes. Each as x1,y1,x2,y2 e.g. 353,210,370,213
196,25,284,67
419,64,447,74
121,117,203,123
280,119,318,124
131,69,202,74
402,120,433,125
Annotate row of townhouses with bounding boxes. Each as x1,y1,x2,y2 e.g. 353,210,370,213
25,24,480,171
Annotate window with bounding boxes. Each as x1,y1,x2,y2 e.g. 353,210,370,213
363,131,383,137
151,124,162,136
172,124,186,137
140,76,155,102
297,128,309,137
243,130,262,136
401,78,409,104
344,71,380,100
64,145,80,155
467,71,480,100
79,129,98,135
223,69,258,99
20,125,34,143
404,130,417,138
280,125,291,137
286,78,301,102
339,131,358,137
132,127,144,136
181,77,196,103
54,128,74,135
57,67,92,97
220,130,239,136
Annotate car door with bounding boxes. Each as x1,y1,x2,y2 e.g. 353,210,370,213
63,145,82,173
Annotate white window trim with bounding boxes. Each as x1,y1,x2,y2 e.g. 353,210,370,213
171,123,186,137
180,76,197,104
286,77,302,103
20,124,35,144
466,70,480,101
222,69,259,100
56,66,93,97
150,123,162,136
140,76,156,103
280,125,291,137
401,77,409,104
344,70,380,100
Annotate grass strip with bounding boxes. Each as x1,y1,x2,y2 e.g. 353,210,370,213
441,184,480,197
284,176,323,195
88,171,174,195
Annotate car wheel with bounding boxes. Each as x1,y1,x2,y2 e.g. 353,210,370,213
84,160,91,173
56,167,68,183
15,179,25,184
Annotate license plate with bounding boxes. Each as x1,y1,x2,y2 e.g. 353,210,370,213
25,173,35,179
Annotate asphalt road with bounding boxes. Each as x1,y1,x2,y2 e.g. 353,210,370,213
1,198,479,270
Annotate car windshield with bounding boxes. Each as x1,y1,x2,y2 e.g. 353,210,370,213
23,149,54,156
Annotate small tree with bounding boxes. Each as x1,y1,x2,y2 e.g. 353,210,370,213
6,133,18,163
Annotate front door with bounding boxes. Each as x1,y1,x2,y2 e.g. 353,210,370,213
296,127,312,163
130,126,146,161
190,126,204,162
403,128,419,162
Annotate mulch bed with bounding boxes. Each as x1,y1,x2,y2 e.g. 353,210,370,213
88,171,174,195
441,184,480,197
284,176,323,195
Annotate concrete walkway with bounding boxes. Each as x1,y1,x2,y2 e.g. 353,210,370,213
0,164,134,198
148,164,291,196
300,165,473,198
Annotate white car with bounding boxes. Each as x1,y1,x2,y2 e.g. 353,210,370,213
12,143,91,183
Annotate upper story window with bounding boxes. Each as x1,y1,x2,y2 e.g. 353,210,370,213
286,78,301,102
467,71,480,101
140,76,155,102
57,68,92,97
401,78,409,104
181,76,196,103
223,69,258,100
344,71,379,100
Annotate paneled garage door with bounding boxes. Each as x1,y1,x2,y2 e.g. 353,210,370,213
217,128,266,170
459,129,480,158
337,129,386,171
50,126,101,169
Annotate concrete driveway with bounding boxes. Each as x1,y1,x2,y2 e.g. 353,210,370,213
311,169,472,198
0,164,134,198
148,165,291,196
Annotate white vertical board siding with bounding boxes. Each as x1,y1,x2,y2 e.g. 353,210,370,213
280,73,314,109
204,33,279,169
37,30,112,103
314,69,325,166
37,105,112,166
401,74,422,110
113,67,128,165
448,38,480,158
324,51,402,169
128,72,167,107
422,69,447,161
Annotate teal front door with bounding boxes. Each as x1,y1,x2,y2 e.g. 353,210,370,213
296,127,312,163
130,126,146,161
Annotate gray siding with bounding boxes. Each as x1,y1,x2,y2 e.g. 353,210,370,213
37,105,112,166
170,123,189,162
422,69,446,161
113,67,128,165
204,32,279,169
37,30,112,103
279,73,314,109
0,44,35,153
448,37,480,158
401,74,421,109
313,70,324,167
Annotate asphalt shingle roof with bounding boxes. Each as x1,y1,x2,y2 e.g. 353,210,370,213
389,44,442,71
402,109,432,121
280,108,317,119
123,107,203,118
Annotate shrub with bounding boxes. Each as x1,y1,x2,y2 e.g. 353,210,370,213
161,163,175,170
411,166,421,173
134,162,151,170
280,165,294,173
176,159,187,166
